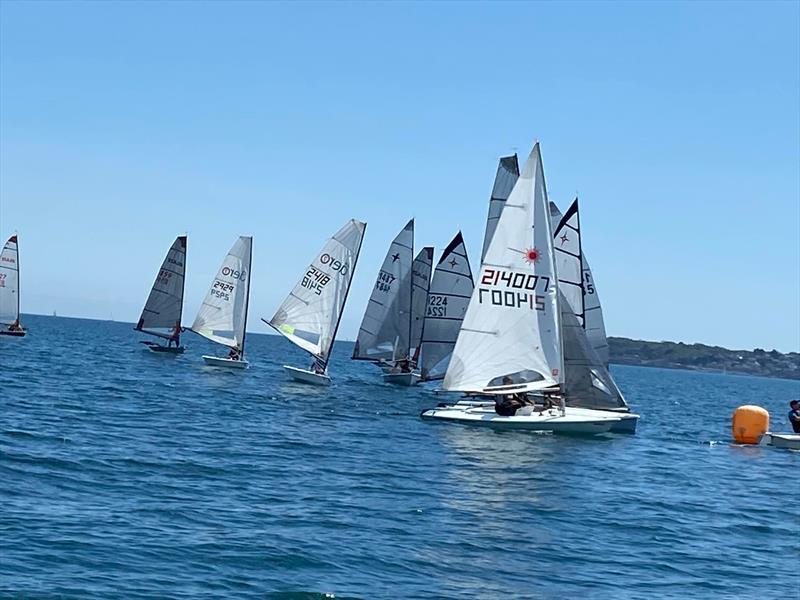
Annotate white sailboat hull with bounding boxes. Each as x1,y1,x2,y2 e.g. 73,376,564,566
760,433,800,450
421,403,636,435
383,372,420,386
202,355,249,369
284,365,331,386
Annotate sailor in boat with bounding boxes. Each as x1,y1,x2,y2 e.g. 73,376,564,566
7,320,23,333
494,377,531,416
789,400,800,434
228,346,241,361
311,357,327,376
390,359,414,374
167,324,182,348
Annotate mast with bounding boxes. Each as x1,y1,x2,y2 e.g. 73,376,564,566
240,236,253,357
323,223,367,370
407,221,414,362
15,235,20,326
176,236,187,345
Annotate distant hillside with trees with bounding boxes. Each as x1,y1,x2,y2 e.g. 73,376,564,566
609,337,800,380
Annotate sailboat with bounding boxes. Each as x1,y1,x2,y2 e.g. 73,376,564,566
190,236,253,369
417,232,474,382
420,143,639,434
0,234,25,337
265,219,366,385
382,245,433,385
352,219,432,385
135,235,187,353
481,154,631,425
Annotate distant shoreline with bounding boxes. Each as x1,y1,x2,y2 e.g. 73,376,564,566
608,337,800,381
20,313,800,381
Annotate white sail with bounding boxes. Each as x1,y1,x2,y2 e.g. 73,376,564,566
444,143,562,394
418,232,474,381
410,246,433,358
0,235,20,326
191,236,252,351
353,219,414,362
550,201,609,366
481,154,520,262
268,219,366,365
136,235,187,341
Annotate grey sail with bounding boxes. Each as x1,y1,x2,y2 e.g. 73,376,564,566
135,236,187,342
550,200,609,366
410,246,434,359
481,154,520,262
418,232,474,381
560,292,627,410
552,199,626,410
353,219,414,362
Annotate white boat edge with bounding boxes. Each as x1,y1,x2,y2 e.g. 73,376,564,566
421,403,639,435
202,355,249,369
284,365,331,386
382,371,420,386
760,432,800,450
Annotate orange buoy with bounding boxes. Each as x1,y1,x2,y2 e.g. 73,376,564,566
732,405,769,444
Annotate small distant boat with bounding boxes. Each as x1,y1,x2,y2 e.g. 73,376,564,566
0,234,26,337
421,143,639,434
190,236,253,368
135,235,187,354
353,219,434,385
417,232,474,382
265,219,366,386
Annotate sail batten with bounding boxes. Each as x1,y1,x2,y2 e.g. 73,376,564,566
191,236,253,353
268,220,366,366
418,232,474,381
444,143,562,393
136,236,187,341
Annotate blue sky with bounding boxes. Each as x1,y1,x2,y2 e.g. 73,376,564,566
1,1,798,351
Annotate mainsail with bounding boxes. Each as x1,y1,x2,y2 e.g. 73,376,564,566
352,219,414,362
418,232,474,381
135,236,187,342
0,235,21,326
268,219,366,367
481,154,520,262
550,201,609,366
444,143,562,394
410,246,434,358
191,236,253,352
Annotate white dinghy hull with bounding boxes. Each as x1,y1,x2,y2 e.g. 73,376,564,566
284,365,331,386
202,355,249,369
760,433,800,450
383,372,420,386
420,404,626,435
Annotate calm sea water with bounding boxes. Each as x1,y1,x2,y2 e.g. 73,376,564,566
1,315,798,599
